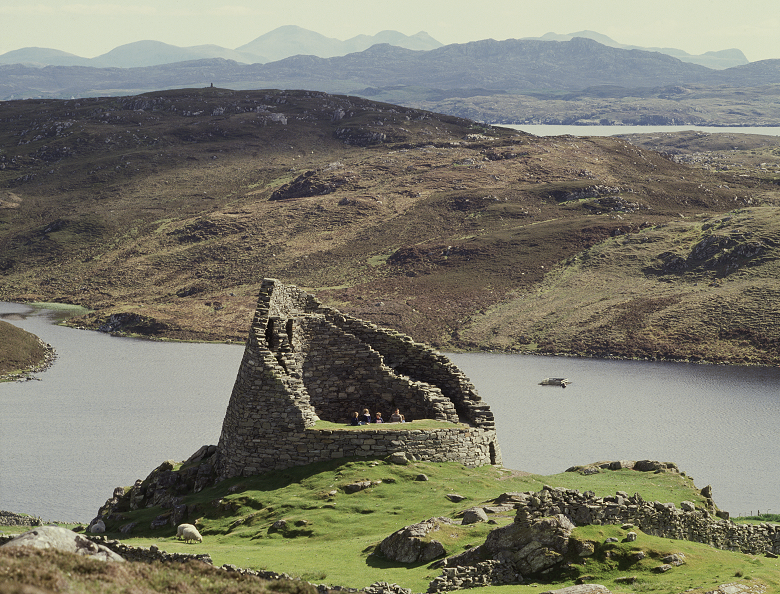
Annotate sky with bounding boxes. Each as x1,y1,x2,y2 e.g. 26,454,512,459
1,0,779,62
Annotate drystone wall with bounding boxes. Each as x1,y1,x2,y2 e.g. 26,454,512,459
428,485,780,591
0,511,42,527
215,279,501,480
507,485,780,555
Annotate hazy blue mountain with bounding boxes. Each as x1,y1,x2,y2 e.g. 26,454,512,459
89,40,264,68
341,30,443,53
529,30,748,69
0,47,92,67
3,37,777,102
236,25,442,62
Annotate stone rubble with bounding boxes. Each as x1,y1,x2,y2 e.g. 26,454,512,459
426,483,780,591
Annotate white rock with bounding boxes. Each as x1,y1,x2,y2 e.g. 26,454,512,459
1,526,124,562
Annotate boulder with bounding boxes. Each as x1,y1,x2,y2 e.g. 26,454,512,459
379,517,452,563
462,508,489,525
388,452,409,465
445,493,466,503
444,514,575,578
1,526,124,562
88,519,105,534
344,481,372,494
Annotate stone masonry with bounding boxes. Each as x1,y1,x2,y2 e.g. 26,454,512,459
215,279,501,479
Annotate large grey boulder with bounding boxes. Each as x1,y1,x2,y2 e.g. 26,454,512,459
379,517,452,563
1,526,124,562
440,514,575,578
462,507,489,525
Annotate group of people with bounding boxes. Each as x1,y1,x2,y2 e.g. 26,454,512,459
351,408,405,425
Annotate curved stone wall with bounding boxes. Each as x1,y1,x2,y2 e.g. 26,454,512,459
215,279,501,480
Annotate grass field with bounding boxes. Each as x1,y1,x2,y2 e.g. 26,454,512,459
15,458,767,593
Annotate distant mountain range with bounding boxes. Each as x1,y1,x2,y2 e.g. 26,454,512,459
0,26,443,68
0,26,746,70
0,37,774,102
524,31,747,70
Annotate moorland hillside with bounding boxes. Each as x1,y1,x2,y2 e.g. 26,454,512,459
1,88,779,365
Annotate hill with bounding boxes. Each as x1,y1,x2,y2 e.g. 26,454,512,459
0,27,443,70
4,458,780,592
0,88,778,365
527,30,748,69
0,320,51,379
2,38,779,126
235,25,442,63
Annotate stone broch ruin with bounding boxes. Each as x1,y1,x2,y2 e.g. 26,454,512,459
214,278,501,479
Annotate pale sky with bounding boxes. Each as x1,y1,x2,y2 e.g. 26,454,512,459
1,0,778,62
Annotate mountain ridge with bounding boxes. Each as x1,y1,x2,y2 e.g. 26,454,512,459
4,37,775,102
528,30,748,69
0,26,443,68
0,26,748,70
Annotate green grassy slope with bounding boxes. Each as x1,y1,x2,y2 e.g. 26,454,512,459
48,458,780,593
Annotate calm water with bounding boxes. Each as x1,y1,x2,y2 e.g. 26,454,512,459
505,124,780,137
2,303,778,521
449,352,780,517
0,303,243,522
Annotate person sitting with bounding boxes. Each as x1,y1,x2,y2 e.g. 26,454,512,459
390,408,404,423
374,411,384,423
350,411,360,426
360,408,372,425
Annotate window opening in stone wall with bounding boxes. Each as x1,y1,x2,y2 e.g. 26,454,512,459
285,319,295,351
489,442,497,465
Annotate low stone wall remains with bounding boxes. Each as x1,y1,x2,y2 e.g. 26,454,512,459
428,484,780,591
0,511,42,527
511,485,780,554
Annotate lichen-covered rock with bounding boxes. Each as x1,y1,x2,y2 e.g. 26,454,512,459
2,526,124,562
436,513,575,585
462,508,489,525
379,517,452,563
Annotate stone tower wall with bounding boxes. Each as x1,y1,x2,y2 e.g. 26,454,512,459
298,316,459,424
323,313,496,429
215,279,502,480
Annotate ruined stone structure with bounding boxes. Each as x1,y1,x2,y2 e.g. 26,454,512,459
428,484,780,590
215,279,501,479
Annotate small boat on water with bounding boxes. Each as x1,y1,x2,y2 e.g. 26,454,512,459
539,377,570,387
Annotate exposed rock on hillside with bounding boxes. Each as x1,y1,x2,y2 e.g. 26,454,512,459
379,517,451,563
1,526,125,562
1,90,778,365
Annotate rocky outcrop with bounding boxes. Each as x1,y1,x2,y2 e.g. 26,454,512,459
1,526,125,562
379,517,452,564
428,483,780,591
428,514,575,590
94,448,219,531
